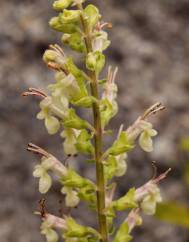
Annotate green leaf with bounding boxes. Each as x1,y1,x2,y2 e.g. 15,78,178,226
113,223,132,242
155,202,189,228
108,132,134,156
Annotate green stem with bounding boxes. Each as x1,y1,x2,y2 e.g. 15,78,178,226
77,4,108,242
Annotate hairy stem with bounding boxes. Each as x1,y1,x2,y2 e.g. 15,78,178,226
78,4,108,242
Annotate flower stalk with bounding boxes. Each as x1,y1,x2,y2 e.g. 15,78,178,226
78,3,108,241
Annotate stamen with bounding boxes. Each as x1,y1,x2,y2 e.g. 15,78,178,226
47,62,62,71
141,102,165,120
112,67,118,84
27,143,49,157
21,88,47,98
117,124,124,138
100,22,113,29
108,182,117,202
153,168,171,183
151,161,157,180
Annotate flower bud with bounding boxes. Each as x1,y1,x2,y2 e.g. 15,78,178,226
86,51,105,73
53,0,73,11
49,16,64,32
61,33,85,53
60,10,81,24
84,4,101,29
43,50,59,64
49,16,78,33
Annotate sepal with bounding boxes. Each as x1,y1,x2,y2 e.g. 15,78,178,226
60,10,81,24
113,223,132,242
53,0,73,11
86,51,105,74
108,132,134,156
50,16,79,33
75,129,94,154
84,4,101,30
112,188,138,211
62,33,86,53
63,109,93,130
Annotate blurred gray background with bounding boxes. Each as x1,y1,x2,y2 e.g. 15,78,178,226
0,0,189,242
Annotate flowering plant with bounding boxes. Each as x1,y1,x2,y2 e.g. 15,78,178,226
23,1,170,242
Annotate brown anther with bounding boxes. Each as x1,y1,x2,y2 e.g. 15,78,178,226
58,199,64,217
151,161,157,179
39,198,46,218
27,143,49,157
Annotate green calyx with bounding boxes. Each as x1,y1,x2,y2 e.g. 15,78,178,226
53,0,73,11
113,223,132,242
86,51,105,74
62,33,86,53
108,132,134,156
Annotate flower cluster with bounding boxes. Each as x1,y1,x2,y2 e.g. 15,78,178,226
23,1,169,242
